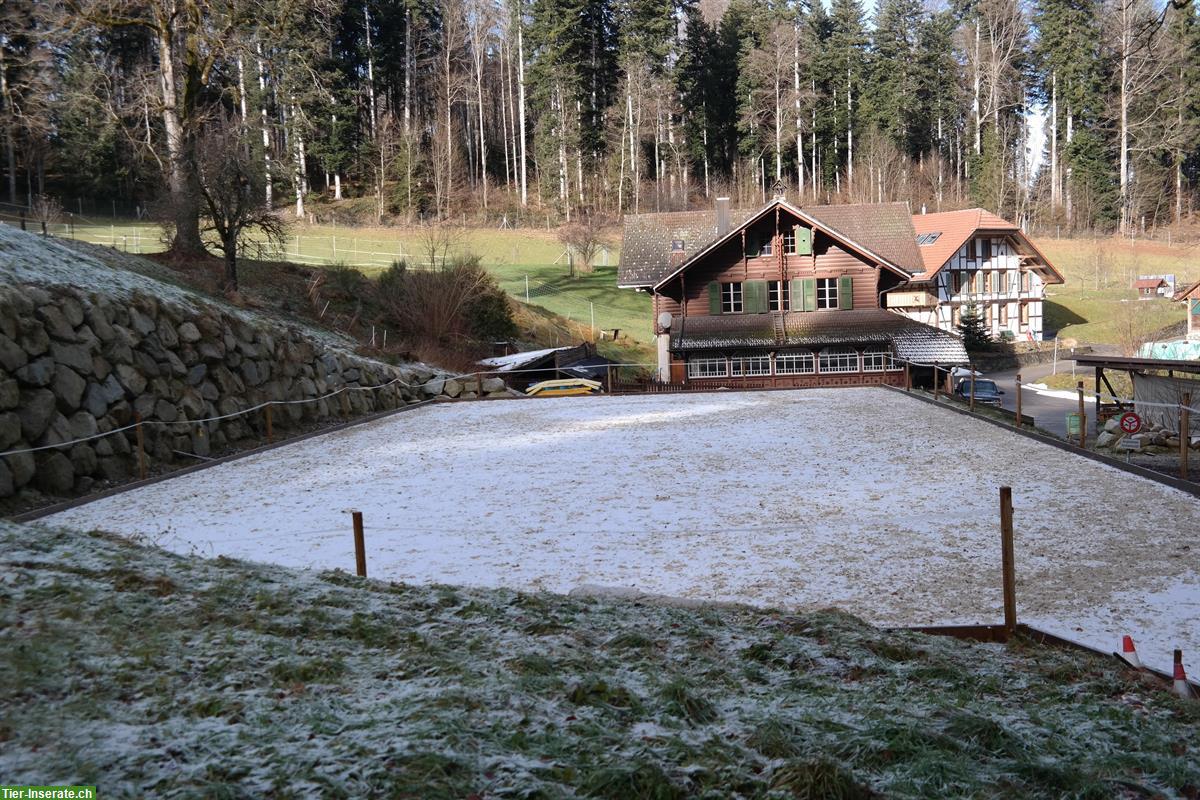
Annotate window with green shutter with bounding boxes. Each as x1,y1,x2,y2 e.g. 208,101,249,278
795,226,812,255
801,278,816,311
839,275,854,309
744,280,769,313
708,281,721,315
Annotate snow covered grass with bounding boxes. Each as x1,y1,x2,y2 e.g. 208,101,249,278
44,388,1200,678
2,521,1198,798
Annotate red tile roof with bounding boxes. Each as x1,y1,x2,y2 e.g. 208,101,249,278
1133,278,1167,290
910,209,1016,277
909,208,1063,285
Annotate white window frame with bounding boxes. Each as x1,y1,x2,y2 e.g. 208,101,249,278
862,348,898,372
782,230,797,255
688,356,728,379
818,347,860,373
816,278,839,310
721,282,743,314
775,351,815,375
768,280,791,311
730,355,771,377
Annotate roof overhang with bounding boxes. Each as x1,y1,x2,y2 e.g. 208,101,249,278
650,200,915,292
910,227,1065,286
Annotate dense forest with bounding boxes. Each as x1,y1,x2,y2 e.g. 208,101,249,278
1,0,1198,252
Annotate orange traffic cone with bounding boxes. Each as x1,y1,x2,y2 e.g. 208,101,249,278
1174,650,1194,700
1118,635,1141,669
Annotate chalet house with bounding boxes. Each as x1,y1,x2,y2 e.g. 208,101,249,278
618,196,1063,387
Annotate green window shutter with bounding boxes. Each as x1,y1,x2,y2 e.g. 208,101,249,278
795,226,812,255
746,280,768,313
802,278,816,312
839,276,854,310
789,278,804,308
708,281,721,315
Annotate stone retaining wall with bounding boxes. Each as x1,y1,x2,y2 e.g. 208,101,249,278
0,282,477,503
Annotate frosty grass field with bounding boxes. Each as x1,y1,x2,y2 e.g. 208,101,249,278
46,387,1200,674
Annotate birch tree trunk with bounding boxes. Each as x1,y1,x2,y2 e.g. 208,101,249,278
517,22,528,207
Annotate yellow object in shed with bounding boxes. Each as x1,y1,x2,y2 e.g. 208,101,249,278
525,378,603,397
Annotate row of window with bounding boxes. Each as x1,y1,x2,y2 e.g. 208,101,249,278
950,269,1033,296
951,302,1031,328
721,279,840,313
687,348,900,379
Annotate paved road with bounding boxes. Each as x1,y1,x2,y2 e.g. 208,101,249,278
981,345,1124,438
983,360,1087,439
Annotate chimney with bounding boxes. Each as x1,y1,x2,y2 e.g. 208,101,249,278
716,197,731,236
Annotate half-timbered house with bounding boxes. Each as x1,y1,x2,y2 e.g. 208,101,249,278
893,209,1064,340
617,196,1062,388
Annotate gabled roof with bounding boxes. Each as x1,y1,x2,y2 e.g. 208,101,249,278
909,209,1064,285
1133,278,1168,290
805,203,923,275
1173,280,1200,301
632,199,920,292
669,309,969,364
617,208,757,288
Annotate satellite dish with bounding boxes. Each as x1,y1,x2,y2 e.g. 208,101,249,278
657,312,673,330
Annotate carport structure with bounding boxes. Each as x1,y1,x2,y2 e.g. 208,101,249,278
1074,354,1200,429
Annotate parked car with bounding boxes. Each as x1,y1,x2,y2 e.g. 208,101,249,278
953,378,1004,405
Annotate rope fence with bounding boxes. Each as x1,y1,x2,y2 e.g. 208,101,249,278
0,362,659,460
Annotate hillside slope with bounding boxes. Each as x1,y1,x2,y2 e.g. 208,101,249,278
2,521,1197,799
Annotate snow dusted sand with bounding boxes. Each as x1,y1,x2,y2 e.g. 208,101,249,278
45,388,1199,673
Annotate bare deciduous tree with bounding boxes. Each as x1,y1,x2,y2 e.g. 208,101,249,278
557,214,611,276
194,112,286,294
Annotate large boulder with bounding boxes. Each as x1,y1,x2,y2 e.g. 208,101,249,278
443,378,463,398
82,382,110,418
5,449,35,487
50,341,93,374
53,365,87,412
15,356,55,387
33,451,74,495
0,333,26,372
177,321,201,343
36,305,77,341
115,363,147,396
481,377,506,393
0,411,21,450
17,388,57,441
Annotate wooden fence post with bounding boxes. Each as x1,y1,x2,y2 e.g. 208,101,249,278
477,372,484,399
1077,381,1087,448
352,511,367,577
904,362,911,391
1000,485,1016,635
1015,373,1022,429
265,404,274,444
1182,392,1192,481
933,362,940,400
969,367,976,412
134,411,146,480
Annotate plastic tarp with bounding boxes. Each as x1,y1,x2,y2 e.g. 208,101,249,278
1138,339,1200,361
1132,373,1200,435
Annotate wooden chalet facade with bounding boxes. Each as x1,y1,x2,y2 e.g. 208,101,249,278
618,196,979,388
